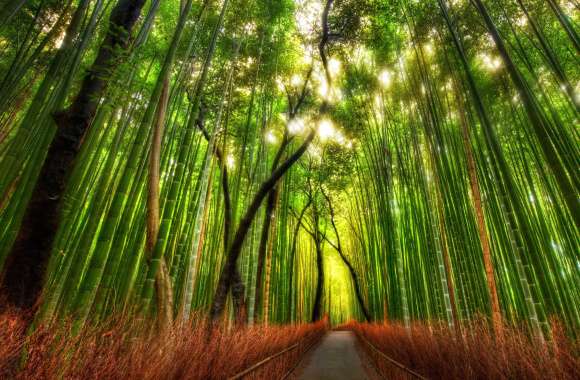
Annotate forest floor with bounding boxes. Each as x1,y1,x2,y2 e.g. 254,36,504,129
1,309,578,379
294,331,379,380
0,310,327,379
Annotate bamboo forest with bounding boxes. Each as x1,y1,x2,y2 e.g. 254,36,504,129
0,0,578,378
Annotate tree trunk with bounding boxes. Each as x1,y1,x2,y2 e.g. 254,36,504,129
253,132,291,323
458,102,503,337
431,142,460,334
311,229,324,322
147,77,173,333
1,0,147,309
253,186,280,323
194,104,248,325
546,0,580,53
262,189,280,325
438,0,544,339
321,189,370,322
472,0,580,230
210,0,333,323
210,129,316,321
287,199,312,322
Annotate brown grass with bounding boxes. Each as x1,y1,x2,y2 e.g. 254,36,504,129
4,309,578,380
0,309,327,380
349,319,579,380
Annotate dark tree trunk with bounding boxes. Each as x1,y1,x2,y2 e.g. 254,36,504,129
309,196,324,323
321,189,370,322
252,138,287,323
311,236,324,323
210,130,316,321
332,247,370,322
211,0,333,323
253,187,279,323
1,0,146,309
289,193,325,323
253,71,311,323
195,109,247,324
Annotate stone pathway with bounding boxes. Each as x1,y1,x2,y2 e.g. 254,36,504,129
297,331,375,380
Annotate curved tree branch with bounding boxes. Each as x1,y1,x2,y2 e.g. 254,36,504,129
321,188,370,322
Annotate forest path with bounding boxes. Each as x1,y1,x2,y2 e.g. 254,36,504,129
296,331,377,380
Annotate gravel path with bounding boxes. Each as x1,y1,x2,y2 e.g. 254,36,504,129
297,331,376,380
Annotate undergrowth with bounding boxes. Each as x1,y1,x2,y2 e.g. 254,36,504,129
350,319,579,380
0,309,327,379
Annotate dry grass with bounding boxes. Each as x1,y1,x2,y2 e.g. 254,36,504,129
4,308,577,380
350,319,579,380
0,309,327,380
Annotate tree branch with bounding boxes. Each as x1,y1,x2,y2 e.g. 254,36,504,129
321,187,371,321
194,106,232,249
289,207,316,238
